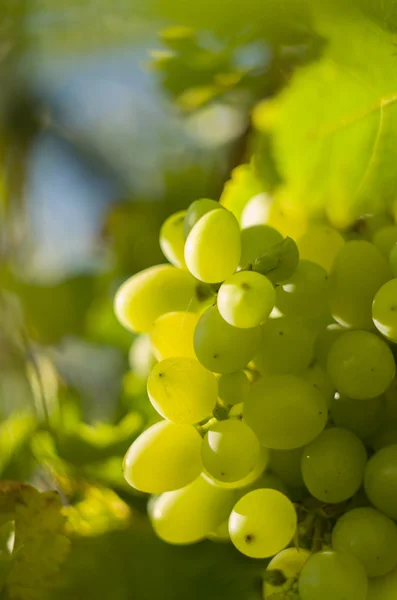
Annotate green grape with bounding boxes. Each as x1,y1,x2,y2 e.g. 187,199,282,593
207,519,230,543
275,259,329,318
147,357,217,423
252,237,300,284
128,334,156,378
202,419,260,483
297,225,345,272
298,550,368,600
368,566,397,600
239,225,283,269
371,419,397,450
269,447,305,489
332,507,397,577
327,330,395,399
389,243,397,276
228,489,297,558
114,264,198,333
330,393,385,440
217,271,275,329
243,374,327,449
301,362,334,408
228,402,244,419
299,308,334,336
263,547,311,599
149,311,199,361
159,210,187,268
301,427,367,503
151,474,237,545
373,225,397,258
194,305,262,374
364,445,397,520
218,371,250,406
184,198,222,238
364,213,394,238
314,323,345,368
123,421,202,493
240,193,272,228
249,471,289,497
203,446,270,490
252,316,314,376
328,240,391,329
184,209,241,283
373,278,397,342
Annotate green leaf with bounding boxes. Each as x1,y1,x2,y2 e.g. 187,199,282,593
257,1,397,227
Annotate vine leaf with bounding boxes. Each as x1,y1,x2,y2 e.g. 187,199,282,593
256,1,397,227
0,482,70,600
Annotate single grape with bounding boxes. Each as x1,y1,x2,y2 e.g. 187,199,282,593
218,371,250,406
368,565,397,600
151,475,237,545
298,550,368,600
203,446,270,490
330,393,385,440
263,547,311,599
202,419,260,483
269,447,305,489
243,374,327,449
248,471,289,497
149,311,199,360
184,198,223,238
240,193,272,228
314,323,345,368
184,209,241,283
332,507,397,577
123,421,202,493
371,419,397,450
327,330,395,399
297,224,345,271
252,237,300,284
114,264,198,333
252,316,314,376
217,271,275,329
239,225,283,269
147,357,217,423
364,445,397,520
301,427,367,503
159,210,187,268
194,305,262,374
373,278,397,342
275,259,329,319
229,489,297,558
373,225,397,258
301,362,334,408
328,240,391,329
128,334,156,378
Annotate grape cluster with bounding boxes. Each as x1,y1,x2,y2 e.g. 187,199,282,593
115,197,397,600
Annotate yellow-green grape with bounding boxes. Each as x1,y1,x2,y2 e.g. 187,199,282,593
147,357,217,423
228,402,244,419
269,447,305,489
327,330,395,400
364,213,394,238
297,225,345,271
184,209,241,283
194,305,262,374
298,550,368,600
149,311,199,360
184,198,222,238
239,225,283,269
229,489,297,559
314,323,345,368
373,279,397,343
218,371,250,407
159,210,187,268
244,375,327,449
332,507,397,577
253,237,300,284
202,419,260,483
275,259,329,319
328,240,391,329
330,393,385,440
301,362,334,408
252,317,314,376
368,565,397,600
217,271,275,329
371,419,397,450
128,334,156,378
263,547,311,599
301,427,367,503
373,226,397,258
151,474,237,544
207,519,230,543
123,421,202,493
114,264,198,333
364,445,397,520
389,243,397,276
248,471,289,497
203,446,270,490
240,193,272,228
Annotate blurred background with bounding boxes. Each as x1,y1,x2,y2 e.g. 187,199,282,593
0,1,324,598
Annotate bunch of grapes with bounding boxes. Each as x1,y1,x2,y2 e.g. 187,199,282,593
115,196,397,600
